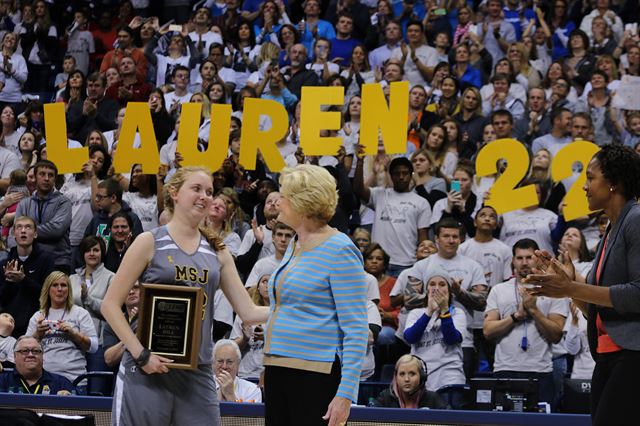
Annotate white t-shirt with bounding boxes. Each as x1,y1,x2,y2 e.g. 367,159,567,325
60,178,93,246
245,255,280,288
26,305,98,381
213,289,234,327
122,192,158,232
155,55,191,86
224,232,242,258
0,146,21,179
531,134,572,158
412,253,487,345
390,44,439,87
189,30,224,59
406,307,467,391
306,62,340,79
459,238,513,329
499,208,558,254
0,335,16,364
361,300,381,381
485,278,567,373
565,312,595,380
459,238,513,286
365,273,380,302
390,265,424,342
103,130,141,154
230,316,265,380
368,188,431,266
214,376,262,402
238,226,274,260
164,90,194,111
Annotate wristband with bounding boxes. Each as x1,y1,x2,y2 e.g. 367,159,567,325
135,348,151,368
439,312,451,319
511,313,520,323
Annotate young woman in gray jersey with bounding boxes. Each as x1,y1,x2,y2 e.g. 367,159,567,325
101,166,269,426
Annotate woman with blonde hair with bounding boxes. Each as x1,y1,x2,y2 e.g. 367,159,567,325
263,164,368,426
101,166,268,425
411,148,447,207
206,195,242,257
507,42,542,90
217,187,250,239
27,271,98,382
580,54,620,100
371,354,447,409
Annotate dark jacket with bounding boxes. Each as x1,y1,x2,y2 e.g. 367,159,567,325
372,387,447,409
14,191,72,269
286,68,319,100
83,201,144,243
587,201,640,357
0,368,74,394
66,95,119,143
0,245,55,337
103,242,128,274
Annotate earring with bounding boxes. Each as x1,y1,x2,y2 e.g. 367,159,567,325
610,187,614,192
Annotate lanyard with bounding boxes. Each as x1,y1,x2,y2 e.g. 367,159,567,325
513,282,529,351
20,378,40,394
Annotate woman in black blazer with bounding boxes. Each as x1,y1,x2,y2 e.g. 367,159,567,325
526,144,640,426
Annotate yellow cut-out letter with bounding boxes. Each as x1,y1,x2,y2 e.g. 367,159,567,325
240,98,287,172
360,81,409,155
177,103,231,171
299,86,344,156
112,102,160,174
44,103,87,174
551,140,601,221
476,138,538,214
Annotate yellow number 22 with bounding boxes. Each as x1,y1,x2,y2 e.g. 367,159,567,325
476,139,601,220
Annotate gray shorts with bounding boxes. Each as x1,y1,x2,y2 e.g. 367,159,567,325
112,352,220,426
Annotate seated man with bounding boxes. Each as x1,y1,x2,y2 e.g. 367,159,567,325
0,336,73,395
371,354,447,409
213,339,262,403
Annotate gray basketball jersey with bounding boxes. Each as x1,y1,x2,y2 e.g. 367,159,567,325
141,226,220,365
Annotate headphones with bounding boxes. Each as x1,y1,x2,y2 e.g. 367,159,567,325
396,355,428,388
412,355,428,387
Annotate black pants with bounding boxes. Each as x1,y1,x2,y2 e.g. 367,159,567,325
264,357,341,426
591,350,640,426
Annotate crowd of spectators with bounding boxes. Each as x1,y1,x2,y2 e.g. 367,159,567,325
0,0,638,414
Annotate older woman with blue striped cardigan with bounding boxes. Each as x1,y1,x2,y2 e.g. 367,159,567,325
263,164,369,426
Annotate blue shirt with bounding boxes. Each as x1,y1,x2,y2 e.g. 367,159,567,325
502,6,536,40
300,20,336,54
0,369,74,394
329,38,360,67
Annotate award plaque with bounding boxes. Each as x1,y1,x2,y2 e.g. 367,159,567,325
137,283,204,370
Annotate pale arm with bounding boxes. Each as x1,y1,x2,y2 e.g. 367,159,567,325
218,248,269,325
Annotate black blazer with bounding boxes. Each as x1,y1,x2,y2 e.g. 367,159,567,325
587,201,640,358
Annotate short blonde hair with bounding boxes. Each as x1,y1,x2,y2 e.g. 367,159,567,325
279,164,337,222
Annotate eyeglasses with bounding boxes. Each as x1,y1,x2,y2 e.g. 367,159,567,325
95,193,112,201
15,348,43,355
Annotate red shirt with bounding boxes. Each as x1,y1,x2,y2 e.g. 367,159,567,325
105,78,152,107
595,234,623,353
